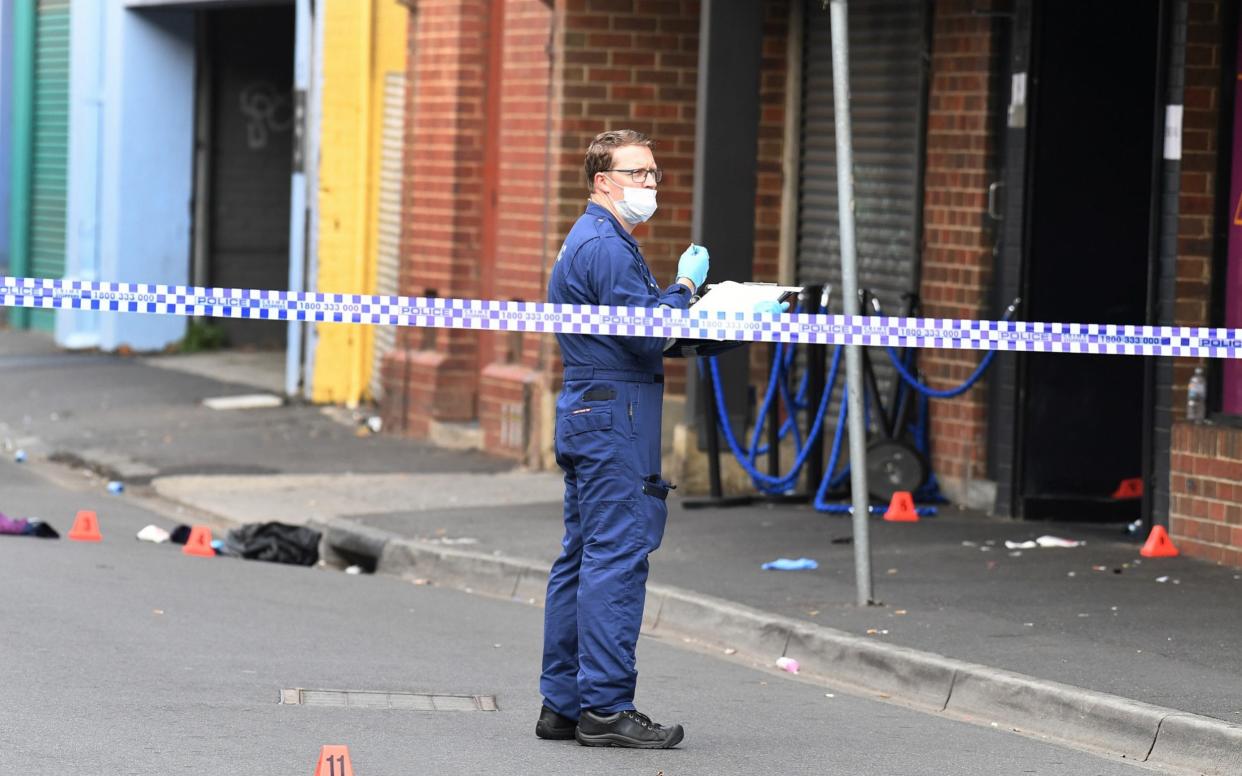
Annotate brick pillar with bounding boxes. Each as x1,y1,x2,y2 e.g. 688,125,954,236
478,0,557,461
917,0,1002,502
748,0,792,389
382,0,489,435
1168,0,1232,563
1170,0,1220,408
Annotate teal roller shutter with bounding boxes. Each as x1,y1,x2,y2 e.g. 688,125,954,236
29,0,70,331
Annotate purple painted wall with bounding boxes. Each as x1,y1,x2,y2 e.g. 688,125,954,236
1223,17,1242,413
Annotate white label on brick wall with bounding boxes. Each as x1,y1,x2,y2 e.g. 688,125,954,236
1164,104,1183,160
1008,72,1027,128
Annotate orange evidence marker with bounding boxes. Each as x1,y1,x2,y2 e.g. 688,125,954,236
181,525,216,558
67,510,102,542
882,491,919,522
313,745,355,776
1139,525,1179,558
1111,477,1144,500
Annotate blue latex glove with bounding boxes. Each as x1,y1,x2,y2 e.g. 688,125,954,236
753,300,790,315
761,557,819,571
677,243,709,289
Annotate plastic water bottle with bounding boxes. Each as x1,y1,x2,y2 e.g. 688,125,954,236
1187,366,1207,422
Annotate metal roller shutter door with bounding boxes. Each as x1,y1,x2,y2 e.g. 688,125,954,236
370,71,406,402
797,0,929,316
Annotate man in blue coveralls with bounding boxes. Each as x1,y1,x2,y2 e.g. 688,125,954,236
535,130,709,749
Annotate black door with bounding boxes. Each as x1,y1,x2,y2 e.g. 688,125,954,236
203,6,294,349
990,0,1165,520
1014,0,1162,520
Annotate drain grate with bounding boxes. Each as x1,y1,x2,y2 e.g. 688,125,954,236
280,688,497,712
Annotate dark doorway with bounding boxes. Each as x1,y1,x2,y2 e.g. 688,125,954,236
194,5,294,349
1016,0,1161,520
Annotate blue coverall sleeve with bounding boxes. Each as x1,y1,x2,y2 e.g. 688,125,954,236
586,240,692,361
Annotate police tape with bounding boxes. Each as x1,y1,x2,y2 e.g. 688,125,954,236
2,276,1240,359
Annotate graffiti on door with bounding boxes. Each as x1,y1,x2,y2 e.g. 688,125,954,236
239,81,293,151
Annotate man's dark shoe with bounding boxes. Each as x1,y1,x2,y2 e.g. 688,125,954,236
535,706,577,740
574,708,684,749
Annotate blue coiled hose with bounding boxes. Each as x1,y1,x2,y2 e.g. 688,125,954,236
703,344,842,495
707,331,1003,511
885,347,996,399
705,296,1013,509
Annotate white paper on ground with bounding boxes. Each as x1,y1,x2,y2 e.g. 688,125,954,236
1035,535,1083,548
136,524,171,543
1003,535,1083,549
202,394,284,411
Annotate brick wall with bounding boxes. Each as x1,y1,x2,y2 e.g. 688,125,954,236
1171,0,1221,400
754,2,788,288
1170,422,1242,566
386,0,792,472
478,0,556,458
492,1,557,332
1168,0,1242,567
747,0,791,389
549,0,702,397
383,0,490,433
917,0,1000,493
460,0,710,461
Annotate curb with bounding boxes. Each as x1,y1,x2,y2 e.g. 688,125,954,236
321,517,1241,775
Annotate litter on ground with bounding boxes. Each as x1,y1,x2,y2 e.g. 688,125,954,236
1004,535,1083,550
0,512,58,538
136,525,171,543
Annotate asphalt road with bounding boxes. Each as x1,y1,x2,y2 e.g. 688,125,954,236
351,500,1242,720
0,332,508,480
0,460,1167,775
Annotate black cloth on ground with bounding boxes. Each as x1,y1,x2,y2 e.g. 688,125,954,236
222,522,321,566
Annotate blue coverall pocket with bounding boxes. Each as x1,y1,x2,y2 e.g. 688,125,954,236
641,475,673,500
560,408,613,437
638,477,670,553
557,408,617,495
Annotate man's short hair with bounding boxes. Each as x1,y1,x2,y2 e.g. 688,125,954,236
585,129,653,193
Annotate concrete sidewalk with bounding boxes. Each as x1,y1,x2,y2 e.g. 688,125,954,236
2,328,1239,773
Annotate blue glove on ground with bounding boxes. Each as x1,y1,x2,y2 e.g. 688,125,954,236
753,300,790,315
761,557,818,571
677,244,709,290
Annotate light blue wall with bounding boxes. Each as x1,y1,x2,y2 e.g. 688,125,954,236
60,5,195,351
58,0,105,347
0,0,13,276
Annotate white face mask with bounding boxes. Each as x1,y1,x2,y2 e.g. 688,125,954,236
613,185,658,225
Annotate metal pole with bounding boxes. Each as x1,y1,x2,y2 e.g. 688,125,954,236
829,0,874,606
286,0,312,398
302,0,326,401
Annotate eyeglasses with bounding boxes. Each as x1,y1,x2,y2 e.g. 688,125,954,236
605,168,663,184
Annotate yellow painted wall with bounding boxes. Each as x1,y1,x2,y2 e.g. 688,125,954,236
313,0,408,404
